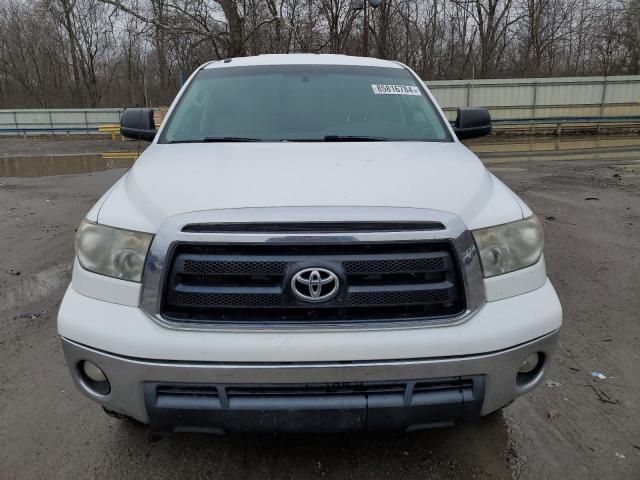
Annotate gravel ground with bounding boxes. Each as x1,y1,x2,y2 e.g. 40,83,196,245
0,137,638,479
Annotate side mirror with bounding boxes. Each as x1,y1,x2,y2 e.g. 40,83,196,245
452,107,492,140
120,108,156,141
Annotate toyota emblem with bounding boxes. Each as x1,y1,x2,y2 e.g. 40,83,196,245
290,268,340,302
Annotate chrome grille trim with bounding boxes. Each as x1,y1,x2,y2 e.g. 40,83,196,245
139,207,486,332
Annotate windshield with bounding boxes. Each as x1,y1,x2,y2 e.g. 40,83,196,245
159,65,452,143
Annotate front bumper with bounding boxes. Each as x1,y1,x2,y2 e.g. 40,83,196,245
62,330,558,432
58,279,562,362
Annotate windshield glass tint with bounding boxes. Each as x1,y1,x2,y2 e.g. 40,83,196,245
160,65,451,143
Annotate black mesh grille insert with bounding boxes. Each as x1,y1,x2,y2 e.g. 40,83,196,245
343,257,446,274
182,260,287,275
347,288,450,306
161,241,465,325
174,292,285,308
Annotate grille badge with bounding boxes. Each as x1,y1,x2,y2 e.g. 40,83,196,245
290,268,340,302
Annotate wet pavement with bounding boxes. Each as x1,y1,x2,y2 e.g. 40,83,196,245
1,134,639,178
0,154,135,178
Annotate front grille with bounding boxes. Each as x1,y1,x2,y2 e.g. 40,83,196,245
161,241,465,325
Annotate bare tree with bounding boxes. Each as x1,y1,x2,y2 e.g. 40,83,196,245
0,0,636,107
317,0,357,53
452,0,521,76
624,0,640,73
0,1,68,106
515,0,575,75
589,1,629,75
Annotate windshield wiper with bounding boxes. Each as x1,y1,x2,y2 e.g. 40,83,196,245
167,137,262,144
278,135,390,142
323,135,389,142
203,136,262,142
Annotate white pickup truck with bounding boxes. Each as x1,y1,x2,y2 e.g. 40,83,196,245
58,54,562,433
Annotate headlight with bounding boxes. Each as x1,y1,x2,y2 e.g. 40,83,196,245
472,216,544,278
75,219,153,282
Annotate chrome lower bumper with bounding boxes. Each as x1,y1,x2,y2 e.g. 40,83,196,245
61,330,558,432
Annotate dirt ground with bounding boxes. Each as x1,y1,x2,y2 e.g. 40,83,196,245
0,136,638,479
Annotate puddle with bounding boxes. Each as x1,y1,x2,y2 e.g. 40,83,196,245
473,136,640,164
0,154,135,178
482,149,640,165
467,134,640,155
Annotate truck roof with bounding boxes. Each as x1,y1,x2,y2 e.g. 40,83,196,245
203,54,403,70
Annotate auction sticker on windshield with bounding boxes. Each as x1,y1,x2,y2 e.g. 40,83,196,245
371,84,421,95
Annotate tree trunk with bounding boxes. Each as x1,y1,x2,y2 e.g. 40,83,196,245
217,0,244,57
59,0,84,104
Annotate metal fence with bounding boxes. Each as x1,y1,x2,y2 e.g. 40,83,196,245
429,75,640,121
0,75,639,134
0,108,123,135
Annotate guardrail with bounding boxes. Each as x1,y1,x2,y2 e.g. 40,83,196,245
488,116,640,136
0,108,123,135
98,124,121,140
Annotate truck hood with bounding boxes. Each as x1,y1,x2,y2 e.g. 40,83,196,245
95,141,526,232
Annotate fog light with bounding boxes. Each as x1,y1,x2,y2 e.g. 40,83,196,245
79,361,110,395
83,361,106,382
519,353,540,374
